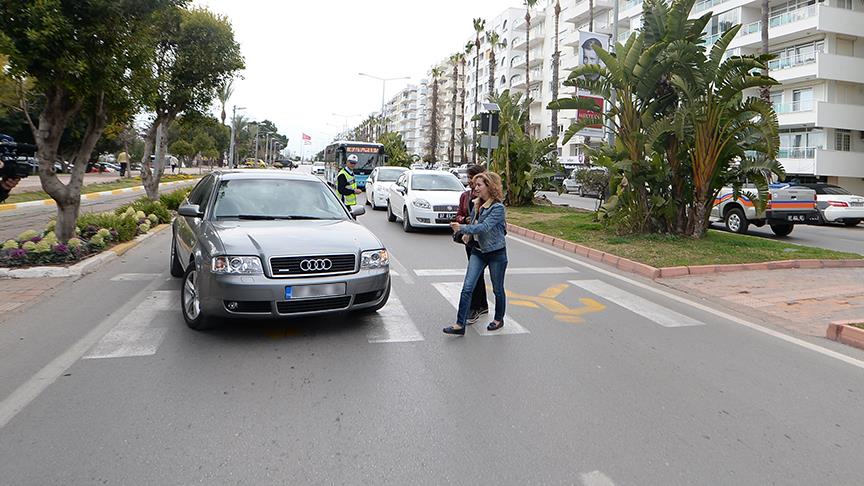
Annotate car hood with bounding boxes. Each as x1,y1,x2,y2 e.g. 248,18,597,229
407,190,463,205
205,219,384,257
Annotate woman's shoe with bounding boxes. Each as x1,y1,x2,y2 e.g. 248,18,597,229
487,320,504,331
443,325,466,336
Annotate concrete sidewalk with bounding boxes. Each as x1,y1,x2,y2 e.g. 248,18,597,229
14,167,208,191
659,267,864,337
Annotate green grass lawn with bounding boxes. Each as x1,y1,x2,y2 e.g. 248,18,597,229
852,323,864,330
4,174,201,204
507,205,862,268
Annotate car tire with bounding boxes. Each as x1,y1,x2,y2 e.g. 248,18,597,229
181,265,214,331
843,219,861,227
170,231,184,278
770,223,794,237
724,207,749,234
353,279,391,315
402,207,415,233
387,201,397,222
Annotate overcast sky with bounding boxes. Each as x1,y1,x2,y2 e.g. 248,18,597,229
196,0,521,156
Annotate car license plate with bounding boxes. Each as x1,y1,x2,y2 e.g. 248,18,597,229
284,286,293,300
786,214,806,222
285,283,346,300
438,212,455,220
851,201,863,207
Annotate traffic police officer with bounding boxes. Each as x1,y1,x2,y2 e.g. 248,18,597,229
337,154,363,207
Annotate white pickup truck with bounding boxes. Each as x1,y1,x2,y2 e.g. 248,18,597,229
710,183,821,236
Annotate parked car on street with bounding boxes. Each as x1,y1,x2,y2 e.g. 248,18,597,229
170,170,390,330
366,166,408,210
563,167,607,198
710,183,820,236
386,170,464,232
311,162,326,175
787,183,863,227
449,167,470,186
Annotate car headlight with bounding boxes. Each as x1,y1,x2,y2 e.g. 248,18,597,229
412,199,431,210
211,256,263,275
360,249,389,269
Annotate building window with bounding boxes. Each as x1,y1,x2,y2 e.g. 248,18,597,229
503,20,508,31
835,129,851,151
792,88,813,111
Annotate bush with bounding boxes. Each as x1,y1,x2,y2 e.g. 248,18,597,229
159,188,191,211
116,199,171,224
77,212,138,242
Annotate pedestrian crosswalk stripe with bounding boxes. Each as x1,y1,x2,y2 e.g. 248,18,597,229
110,273,161,282
83,290,178,359
366,291,424,343
580,470,617,486
568,280,705,328
432,282,530,336
415,266,577,277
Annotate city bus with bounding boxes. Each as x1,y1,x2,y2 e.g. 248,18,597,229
322,140,385,189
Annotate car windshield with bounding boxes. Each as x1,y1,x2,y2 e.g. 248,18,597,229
818,185,851,195
411,174,464,191
212,179,348,220
377,168,406,182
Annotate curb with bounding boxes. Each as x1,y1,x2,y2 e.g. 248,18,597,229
0,179,198,212
0,224,170,279
507,223,864,280
826,321,864,351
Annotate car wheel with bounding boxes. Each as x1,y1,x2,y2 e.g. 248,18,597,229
770,223,794,237
387,201,397,222
169,231,184,278
352,279,391,315
724,207,749,234
181,265,214,331
843,219,861,227
402,207,415,233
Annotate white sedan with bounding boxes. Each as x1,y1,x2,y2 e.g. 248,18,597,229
365,166,408,210
796,183,864,226
386,170,465,232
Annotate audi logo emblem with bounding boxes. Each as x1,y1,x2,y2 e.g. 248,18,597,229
300,259,333,272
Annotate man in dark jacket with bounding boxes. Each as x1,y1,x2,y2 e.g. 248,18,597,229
337,154,363,207
0,176,19,203
454,164,488,324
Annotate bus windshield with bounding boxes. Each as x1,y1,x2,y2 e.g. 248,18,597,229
346,151,380,171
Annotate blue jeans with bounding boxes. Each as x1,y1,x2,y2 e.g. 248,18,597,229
456,248,507,326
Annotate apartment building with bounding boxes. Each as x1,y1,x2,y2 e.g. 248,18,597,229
384,83,427,156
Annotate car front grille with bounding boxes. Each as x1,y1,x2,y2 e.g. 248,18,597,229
276,296,352,314
354,290,384,305
433,204,459,212
270,254,356,277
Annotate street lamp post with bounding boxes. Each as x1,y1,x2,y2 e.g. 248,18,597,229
358,73,410,139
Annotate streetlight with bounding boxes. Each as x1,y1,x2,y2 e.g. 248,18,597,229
358,73,410,138
228,105,246,169
332,113,361,133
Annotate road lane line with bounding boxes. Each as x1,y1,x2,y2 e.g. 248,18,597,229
110,273,161,282
0,274,170,430
414,266,577,277
386,252,414,285
509,235,864,371
366,291,424,343
432,282,529,336
581,471,617,486
83,291,177,359
569,280,705,328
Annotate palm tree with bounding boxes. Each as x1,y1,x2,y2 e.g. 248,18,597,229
589,0,594,31
472,17,486,163
486,31,506,97
427,67,444,162
449,53,461,165
461,42,472,163
760,0,770,103
551,0,562,140
524,0,539,132
217,78,234,126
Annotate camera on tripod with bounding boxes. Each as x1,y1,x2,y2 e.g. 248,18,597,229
0,134,36,179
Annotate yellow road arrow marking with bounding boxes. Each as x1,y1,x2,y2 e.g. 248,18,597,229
505,284,606,324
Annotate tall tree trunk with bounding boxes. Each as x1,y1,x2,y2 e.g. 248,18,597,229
473,38,481,164
460,59,467,164
759,0,771,102
488,50,496,97
428,79,439,161
551,1,561,140
450,62,458,165
141,115,172,200
525,11,531,134
589,0,594,31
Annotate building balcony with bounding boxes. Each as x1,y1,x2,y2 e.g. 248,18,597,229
620,0,643,17
779,148,864,178
776,101,864,131
565,0,615,24
769,52,864,85
511,50,545,70
511,70,544,89
731,5,864,50
691,0,753,16
514,11,546,31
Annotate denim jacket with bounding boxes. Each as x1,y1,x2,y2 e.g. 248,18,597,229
462,200,507,253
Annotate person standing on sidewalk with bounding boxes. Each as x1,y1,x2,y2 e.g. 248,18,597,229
454,164,489,325
445,172,508,335
337,154,363,208
117,150,129,177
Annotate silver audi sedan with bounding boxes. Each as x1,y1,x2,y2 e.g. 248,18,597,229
170,170,390,330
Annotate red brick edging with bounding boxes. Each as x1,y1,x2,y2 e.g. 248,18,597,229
507,223,864,279
826,321,864,351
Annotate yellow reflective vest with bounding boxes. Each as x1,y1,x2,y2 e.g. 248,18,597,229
338,167,357,206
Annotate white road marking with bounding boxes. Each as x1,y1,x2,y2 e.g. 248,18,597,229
110,273,161,282
569,280,705,328
432,282,530,336
414,266,577,277
386,253,414,284
0,274,169,430
83,291,177,359
581,470,617,486
509,235,864,371
366,292,424,343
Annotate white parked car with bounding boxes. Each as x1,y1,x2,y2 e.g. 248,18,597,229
449,167,469,186
366,166,408,210
311,162,325,175
793,183,864,226
386,170,465,232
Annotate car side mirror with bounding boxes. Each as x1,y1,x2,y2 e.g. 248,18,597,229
178,203,203,218
396,185,406,194
350,205,366,218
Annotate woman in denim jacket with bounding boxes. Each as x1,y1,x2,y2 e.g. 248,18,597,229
445,172,508,335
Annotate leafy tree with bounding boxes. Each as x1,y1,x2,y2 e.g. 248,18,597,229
169,139,195,162
0,0,179,242
486,31,506,97
378,132,410,167
138,6,244,199
427,67,444,162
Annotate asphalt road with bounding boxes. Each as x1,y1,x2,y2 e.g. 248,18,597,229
539,191,864,255
0,187,863,484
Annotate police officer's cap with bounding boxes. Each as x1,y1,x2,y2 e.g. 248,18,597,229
347,154,359,164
